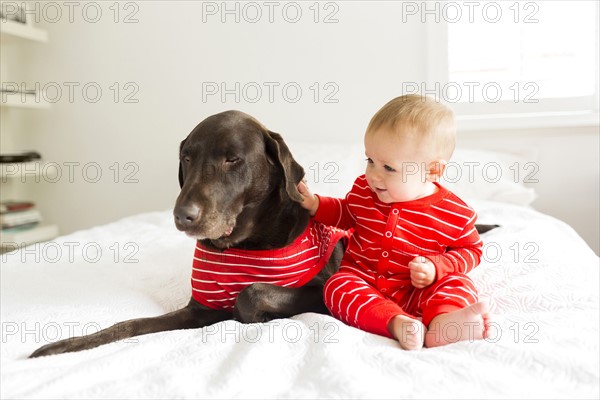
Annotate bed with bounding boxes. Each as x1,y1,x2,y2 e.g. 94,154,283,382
1,142,598,399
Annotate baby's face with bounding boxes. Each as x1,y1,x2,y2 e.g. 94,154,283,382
364,128,437,203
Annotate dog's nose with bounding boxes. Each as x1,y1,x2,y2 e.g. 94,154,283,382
174,205,200,227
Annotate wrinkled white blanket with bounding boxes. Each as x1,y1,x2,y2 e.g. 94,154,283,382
1,201,598,399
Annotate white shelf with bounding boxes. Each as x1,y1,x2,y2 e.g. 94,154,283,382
0,19,47,43
1,92,50,109
1,224,58,252
0,15,57,253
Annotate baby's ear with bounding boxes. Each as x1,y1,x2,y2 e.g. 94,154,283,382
426,160,447,182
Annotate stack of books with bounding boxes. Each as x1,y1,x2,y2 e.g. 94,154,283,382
0,201,58,250
0,201,41,231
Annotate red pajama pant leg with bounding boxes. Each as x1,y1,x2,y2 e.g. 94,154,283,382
323,271,408,338
401,273,479,327
324,271,478,338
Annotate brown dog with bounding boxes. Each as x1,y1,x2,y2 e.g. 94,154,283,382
30,110,347,357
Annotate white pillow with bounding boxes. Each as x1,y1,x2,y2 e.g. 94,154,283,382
440,148,538,206
287,141,537,206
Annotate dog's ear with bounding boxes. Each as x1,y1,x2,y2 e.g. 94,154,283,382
264,130,305,203
178,138,187,189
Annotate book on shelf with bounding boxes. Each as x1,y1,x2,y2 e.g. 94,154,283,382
1,221,38,232
0,201,41,230
0,200,58,249
0,200,35,213
0,151,42,163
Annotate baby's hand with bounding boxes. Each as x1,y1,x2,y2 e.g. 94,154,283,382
297,180,319,216
409,256,436,289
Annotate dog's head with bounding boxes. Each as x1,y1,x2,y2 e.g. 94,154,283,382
174,110,305,249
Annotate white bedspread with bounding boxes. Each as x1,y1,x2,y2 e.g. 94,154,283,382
1,201,599,399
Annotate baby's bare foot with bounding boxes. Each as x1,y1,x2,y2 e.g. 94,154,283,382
388,315,426,350
425,301,491,348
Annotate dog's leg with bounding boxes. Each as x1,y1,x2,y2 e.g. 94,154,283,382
29,298,229,358
233,242,344,323
234,283,328,323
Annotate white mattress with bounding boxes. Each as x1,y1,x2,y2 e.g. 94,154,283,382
1,200,599,398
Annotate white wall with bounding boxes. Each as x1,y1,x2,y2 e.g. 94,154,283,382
3,1,598,254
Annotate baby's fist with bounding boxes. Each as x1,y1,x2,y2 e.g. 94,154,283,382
408,256,436,289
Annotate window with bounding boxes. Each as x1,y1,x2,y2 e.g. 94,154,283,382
427,1,599,129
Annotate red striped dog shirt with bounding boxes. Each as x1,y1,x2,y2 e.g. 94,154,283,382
191,220,350,311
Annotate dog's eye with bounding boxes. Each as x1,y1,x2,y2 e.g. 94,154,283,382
225,157,240,164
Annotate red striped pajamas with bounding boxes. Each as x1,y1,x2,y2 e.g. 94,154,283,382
316,175,482,338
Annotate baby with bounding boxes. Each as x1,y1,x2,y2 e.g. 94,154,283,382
298,94,491,350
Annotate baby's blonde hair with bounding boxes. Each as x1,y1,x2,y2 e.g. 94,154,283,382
366,94,456,160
